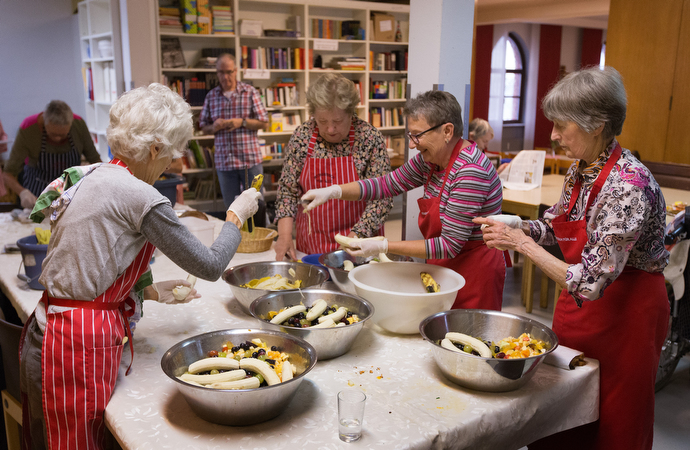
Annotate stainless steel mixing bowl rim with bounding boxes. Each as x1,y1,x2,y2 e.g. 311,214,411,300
223,261,330,290
249,288,376,326
418,309,559,360
161,328,318,391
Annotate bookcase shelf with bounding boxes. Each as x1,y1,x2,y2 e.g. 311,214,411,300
78,0,122,161
156,0,408,211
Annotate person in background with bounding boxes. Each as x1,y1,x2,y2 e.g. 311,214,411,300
2,101,102,209
468,118,494,151
199,53,269,208
475,67,668,450
19,83,261,450
273,73,393,260
302,90,506,311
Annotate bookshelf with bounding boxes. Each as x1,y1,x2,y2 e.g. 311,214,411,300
78,0,123,161
156,0,409,211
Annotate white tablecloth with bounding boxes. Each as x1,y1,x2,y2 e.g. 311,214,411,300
0,212,600,450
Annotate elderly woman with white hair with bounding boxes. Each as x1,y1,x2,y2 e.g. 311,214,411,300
19,83,260,449
475,67,669,450
274,73,393,260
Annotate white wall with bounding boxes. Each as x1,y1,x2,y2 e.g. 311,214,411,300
0,0,84,160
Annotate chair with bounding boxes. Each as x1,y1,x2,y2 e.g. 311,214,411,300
0,317,23,450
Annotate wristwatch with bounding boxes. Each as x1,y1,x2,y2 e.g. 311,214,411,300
242,118,247,128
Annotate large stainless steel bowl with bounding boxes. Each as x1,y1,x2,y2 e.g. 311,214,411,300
348,262,465,334
161,328,317,426
419,309,558,392
318,250,414,294
249,289,374,360
223,261,329,311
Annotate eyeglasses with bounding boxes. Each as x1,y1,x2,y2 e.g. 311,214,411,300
407,123,443,145
217,69,236,76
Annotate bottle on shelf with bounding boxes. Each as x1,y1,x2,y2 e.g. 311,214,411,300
395,21,402,42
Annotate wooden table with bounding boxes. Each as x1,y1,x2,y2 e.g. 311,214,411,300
0,211,602,450
501,174,690,313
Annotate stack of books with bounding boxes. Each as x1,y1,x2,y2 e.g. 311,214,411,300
159,6,182,33
259,81,299,108
334,57,366,71
212,6,234,35
241,46,305,70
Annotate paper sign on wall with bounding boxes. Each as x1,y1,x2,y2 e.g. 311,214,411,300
244,69,270,79
314,39,339,51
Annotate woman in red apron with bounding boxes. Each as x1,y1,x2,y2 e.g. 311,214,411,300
476,67,669,450
274,73,392,260
19,84,260,450
302,90,506,311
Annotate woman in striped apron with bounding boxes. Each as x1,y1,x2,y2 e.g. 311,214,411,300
274,73,393,261
476,67,669,450
302,90,507,311
19,84,260,450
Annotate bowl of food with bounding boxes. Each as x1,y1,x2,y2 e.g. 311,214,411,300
419,309,558,392
347,262,464,334
161,328,317,426
249,289,374,360
223,261,329,311
319,250,414,294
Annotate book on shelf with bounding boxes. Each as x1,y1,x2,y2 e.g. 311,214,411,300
159,5,182,32
212,5,234,35
372,50,408,71
197,0,211,34
259,81,299,108
330,57,366,71
161,37,186,68
371,79,406,99
281,112,302,131
180,0,198,34
369,107,405,128
269,112,284,132
241,46,303,70
310,19,362,40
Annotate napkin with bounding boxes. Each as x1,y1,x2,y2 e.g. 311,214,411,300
544,345,586,370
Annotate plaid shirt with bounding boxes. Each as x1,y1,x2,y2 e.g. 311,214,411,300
199,82,269,170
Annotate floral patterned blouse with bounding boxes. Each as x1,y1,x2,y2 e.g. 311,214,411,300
529,140,669,305
274,116,393,237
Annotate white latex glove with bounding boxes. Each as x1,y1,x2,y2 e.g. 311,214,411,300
151,280,200,304
346,237,388,258
228,187,261,224
481,214,523,230
20,189,37,209
301,185,342,212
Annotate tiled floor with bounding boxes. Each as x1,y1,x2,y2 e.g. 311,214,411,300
384,219,690,449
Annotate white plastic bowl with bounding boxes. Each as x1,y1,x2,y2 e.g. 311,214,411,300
348,262,465,334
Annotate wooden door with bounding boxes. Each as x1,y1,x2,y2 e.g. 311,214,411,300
664,0,690,164
606,0,683,162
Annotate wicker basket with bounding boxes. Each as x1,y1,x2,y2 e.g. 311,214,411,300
237,227,278,253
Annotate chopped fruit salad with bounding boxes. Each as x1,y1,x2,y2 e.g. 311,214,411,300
266,299,360,328
439,332,549,359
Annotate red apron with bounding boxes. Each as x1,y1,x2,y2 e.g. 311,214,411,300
295,122,371,254
20,158,156,450
418,140,505,310
541,143,669,450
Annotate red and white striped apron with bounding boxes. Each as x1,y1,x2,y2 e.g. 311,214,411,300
295,123,370,255
530,143,669,450
418,140,505,310
20,158,156,450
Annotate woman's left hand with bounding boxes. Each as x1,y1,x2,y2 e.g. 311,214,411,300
151,280,201,304
345,237,388,258
473,217,531,252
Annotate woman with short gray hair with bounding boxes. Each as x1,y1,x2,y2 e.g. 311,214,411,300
274,73,393,260
19,83,261,449
475,66,668,450
302,89,506,312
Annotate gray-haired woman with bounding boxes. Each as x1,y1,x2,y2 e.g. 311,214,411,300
475,66,669,450
302,90,506,311
19,83,260,449
274,73,393,260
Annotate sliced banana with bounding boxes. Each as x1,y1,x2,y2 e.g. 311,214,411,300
173,274,198,301
306,299,328,321
209,377,261,390
342,260,355,271
281,360,293,382
240,357,282,386
188,357,240,374
336,322,347,327
318,306,347,324
378,253,393,262
310,318,336,328
444,332,492,358
334,233,385,249
270,304,307,324
179,369,246,385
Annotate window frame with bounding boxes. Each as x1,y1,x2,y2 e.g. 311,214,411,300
503,33,527,124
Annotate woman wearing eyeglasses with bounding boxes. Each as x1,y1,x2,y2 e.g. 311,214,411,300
274,73,393,261
302,90,506,311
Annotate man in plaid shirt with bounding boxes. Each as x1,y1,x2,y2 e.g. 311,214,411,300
200,54,269,207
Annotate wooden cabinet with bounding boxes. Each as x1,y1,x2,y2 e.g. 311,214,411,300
606,0,690,164
155,0,410,211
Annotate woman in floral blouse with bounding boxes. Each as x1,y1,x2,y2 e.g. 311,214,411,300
476,67,669,450
274,73,392,260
